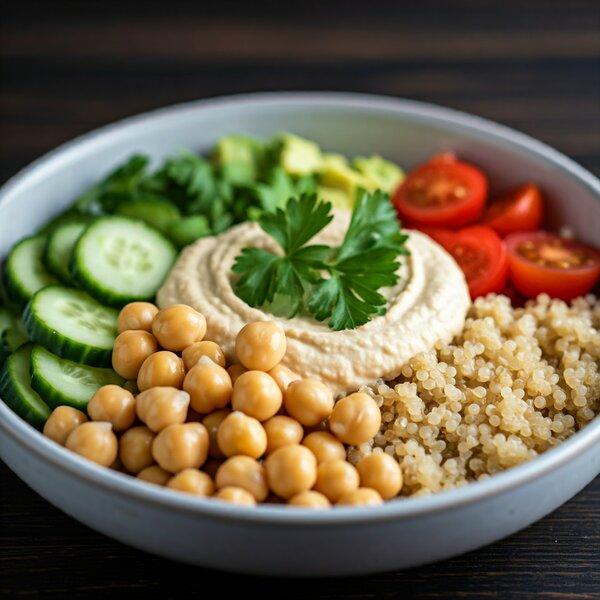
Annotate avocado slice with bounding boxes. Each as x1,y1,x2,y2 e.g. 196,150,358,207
353,155,404,193
278,133,323,176
317,186,354,211
214,135,263,182
318,153,378,201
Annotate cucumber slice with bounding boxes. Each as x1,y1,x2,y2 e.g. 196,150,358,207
0,343,50,429
5,235,57,306
31,345,123,410
23,285,118,367
115,196,181,234
44,221,88,284
72,216,176,307
167,215,211,248
0,309,13,365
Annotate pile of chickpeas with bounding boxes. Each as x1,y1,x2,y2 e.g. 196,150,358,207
43,302,403,508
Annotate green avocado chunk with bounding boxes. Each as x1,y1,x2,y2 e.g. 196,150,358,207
214,135,264,182
353,155,404,193
278,133,323,176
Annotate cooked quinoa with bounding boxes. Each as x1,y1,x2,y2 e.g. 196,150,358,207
347,294,600,497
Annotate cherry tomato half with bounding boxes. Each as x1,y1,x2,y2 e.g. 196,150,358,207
423,225,508,299
393,153,488,228
482,183,543,237
505,231,600,301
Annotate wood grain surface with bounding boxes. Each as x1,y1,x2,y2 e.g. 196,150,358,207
1,2,599,598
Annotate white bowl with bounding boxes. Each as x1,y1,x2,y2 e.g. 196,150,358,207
1,93,598,577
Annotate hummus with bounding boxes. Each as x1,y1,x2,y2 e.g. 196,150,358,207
157,211,470,395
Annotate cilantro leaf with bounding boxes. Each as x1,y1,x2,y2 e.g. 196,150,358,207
74,154,151,215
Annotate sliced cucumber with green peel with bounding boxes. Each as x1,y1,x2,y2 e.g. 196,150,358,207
31,345,124,410
23,285,118,367
44,220,88,284
0,308,15,365
5,235,57,306
115,196,181,234
0,343,50,429
72,216,177,306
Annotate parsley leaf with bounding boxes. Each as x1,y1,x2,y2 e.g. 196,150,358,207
259,194,333,254
232,191,409,330
232,194,333,318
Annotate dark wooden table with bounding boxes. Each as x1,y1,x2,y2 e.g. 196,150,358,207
1,2,599,598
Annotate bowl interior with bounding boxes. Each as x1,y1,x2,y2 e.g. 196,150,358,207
1,93,598,256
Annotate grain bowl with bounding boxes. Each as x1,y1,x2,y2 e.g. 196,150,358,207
0,93,598,576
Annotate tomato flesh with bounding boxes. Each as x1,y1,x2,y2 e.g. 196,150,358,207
505,231,600,300
482,183,543,237
393,153,488,228
423,225,508,299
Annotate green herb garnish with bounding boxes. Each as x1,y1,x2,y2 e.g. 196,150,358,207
232,190,409,330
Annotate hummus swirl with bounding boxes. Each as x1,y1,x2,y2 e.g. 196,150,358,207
157,211,470,395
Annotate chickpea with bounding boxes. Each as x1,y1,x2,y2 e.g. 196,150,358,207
288,490,331,509
267,364,300,393
213,486,256,506
137,351,185,391
152,304,207,351
284,379,334,426
329,392,381,446
138,465,171,486
43,406,87,445
263,415,304,454
182,341,226,370
217,412,267,458
183,359,232,414
264,444,317,499
314,459,359,503
167,468,214,496
337,487,383,507
118,302,158,333
65,422,118,467
235,321,286,371
227,363,247,384
302,431,346,464
136,387,190,432
87,385,136,431
201,409,230,458
112,330,158,380
357,453,403,500
119,426,155,473
231,371,282,421
215,456,268,502
152,422,209,473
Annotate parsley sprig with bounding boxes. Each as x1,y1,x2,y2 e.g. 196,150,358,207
232,190,409,330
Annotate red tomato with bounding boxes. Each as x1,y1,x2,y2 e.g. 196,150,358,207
393,153,488,228
482,183,543,237
505,231,600,300
422,226,508,299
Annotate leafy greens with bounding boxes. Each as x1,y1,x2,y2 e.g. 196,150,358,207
232,190,409,330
